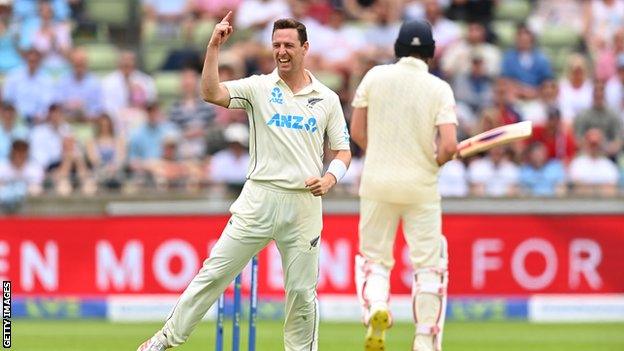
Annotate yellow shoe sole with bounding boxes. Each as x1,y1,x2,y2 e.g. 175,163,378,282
365,309,390,351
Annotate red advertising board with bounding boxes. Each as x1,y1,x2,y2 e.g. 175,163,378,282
1,215,623,296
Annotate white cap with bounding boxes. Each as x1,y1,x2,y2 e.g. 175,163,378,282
224,123,249,147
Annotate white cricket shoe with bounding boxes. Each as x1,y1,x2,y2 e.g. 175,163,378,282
137,336,167,351
365,307,392,351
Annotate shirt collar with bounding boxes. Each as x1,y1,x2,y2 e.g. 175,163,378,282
397,57,429,71
270,69,322,95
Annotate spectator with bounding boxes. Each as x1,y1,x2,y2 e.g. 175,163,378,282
583,0,624,54
527,0,583,35
569,128,619,196
235,0,291,31
0,103,28,161
169,68,216,160
52,133,95,196
423,0,461,57
2,48,55,125
209,123,250,195
142,0,193,39
501,24,553,100
146,134,202,191
558,54,593,122
516,79,560,126
595,27,624,80
529,107,577,164
362,0,401,62
31,0,72,75
519,142,567,197
193,0,242,20
444,0,494,23
56,47,103,122
12,0,70,23
29,103,70,170
438,158,468,197
574,81,623,159
320,8,366,71
128,102,178,178
441,21,501,79
85,114,126,190
468,146,520,197
0,1,23,73
605,53,624,118
452,54,494,113
102,50,157,132
0,140,44,212
479,79,522,132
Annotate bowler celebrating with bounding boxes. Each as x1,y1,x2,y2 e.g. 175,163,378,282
350,20,458,351
137,12,351,351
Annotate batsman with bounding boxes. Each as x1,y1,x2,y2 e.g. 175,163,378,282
350,20,458,351
137,11,351,351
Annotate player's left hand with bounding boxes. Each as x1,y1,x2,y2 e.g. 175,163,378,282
305,174,336,197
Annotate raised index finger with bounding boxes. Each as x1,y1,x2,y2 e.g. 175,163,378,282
221,11,233,24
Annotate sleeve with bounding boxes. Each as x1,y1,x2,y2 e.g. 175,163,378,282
351,69,374,108
326,95,351,151
435,82,458,125
223,75,260,109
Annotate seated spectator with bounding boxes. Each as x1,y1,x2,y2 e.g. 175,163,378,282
320,8,366,72
192,0,242,20
529,107,577,164
519,142,567,197
527,0,583,35
595,27,624,80
0,3,23,74
31,0,72,75
102,50,157,133
56,47,103,122
128,102,178,183
0,103,28,161
142,0,193,40
583,0,624,54
605,53,624,117
0,139,44,212
574,81,623,159
209,123,250,195
438,158,468,197
12,0,70,23
453,55,494,113
29,103,71,170
52,134,95,196
85,114,126,190
558,54,593,122
362,1,401,62
2,48,54,125
169,68,216,160
444,0,494,23
468,146,520,197
442,21,501,79
479,80,522,132
501,24,553,100
569,128,619,196
516,79,560,126
146,134,202,191
423,0,461,57
235,0,291,31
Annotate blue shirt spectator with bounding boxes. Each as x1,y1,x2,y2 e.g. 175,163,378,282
13,0,70,23
129,103,178,170
0,104,28,161
519,142,567,196
501,25,553,90
0,22,23,73
56,48,103,120
2,49,55,124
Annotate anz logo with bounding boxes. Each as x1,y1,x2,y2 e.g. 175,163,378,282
269,87,284,104
267,113,318,133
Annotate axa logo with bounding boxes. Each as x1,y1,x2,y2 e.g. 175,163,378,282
269,87,284,104
267,113,318,133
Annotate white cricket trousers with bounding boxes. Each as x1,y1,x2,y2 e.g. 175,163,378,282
160,180,323,351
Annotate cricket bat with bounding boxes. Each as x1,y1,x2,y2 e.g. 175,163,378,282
455,121,533,158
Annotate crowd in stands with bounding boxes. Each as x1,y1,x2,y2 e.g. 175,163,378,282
1,0,624,211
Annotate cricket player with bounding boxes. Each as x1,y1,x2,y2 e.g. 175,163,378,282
350,20,458,351
137,12,351,351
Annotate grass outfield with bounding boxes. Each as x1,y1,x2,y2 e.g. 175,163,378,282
14,320,624,351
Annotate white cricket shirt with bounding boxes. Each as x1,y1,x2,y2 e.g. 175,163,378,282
224,69,350,190
352,57,458,203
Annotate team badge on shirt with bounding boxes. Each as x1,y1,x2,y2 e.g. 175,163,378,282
307,97,323,109
269,87,284,104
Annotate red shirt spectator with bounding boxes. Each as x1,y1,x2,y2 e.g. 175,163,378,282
529,107,577,163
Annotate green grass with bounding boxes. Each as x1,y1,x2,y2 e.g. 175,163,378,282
12,320,624,351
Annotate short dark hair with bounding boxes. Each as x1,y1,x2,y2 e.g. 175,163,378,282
272,18,307,45
394,42,435,60
11,139,29,154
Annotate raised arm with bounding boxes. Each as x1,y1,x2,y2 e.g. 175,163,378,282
201,11,234,107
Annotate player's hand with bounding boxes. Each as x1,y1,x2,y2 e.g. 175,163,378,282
208,11,234,48
305,174,336,197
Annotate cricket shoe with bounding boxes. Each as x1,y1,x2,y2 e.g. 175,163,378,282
365,307,392,351
137,335,168,351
